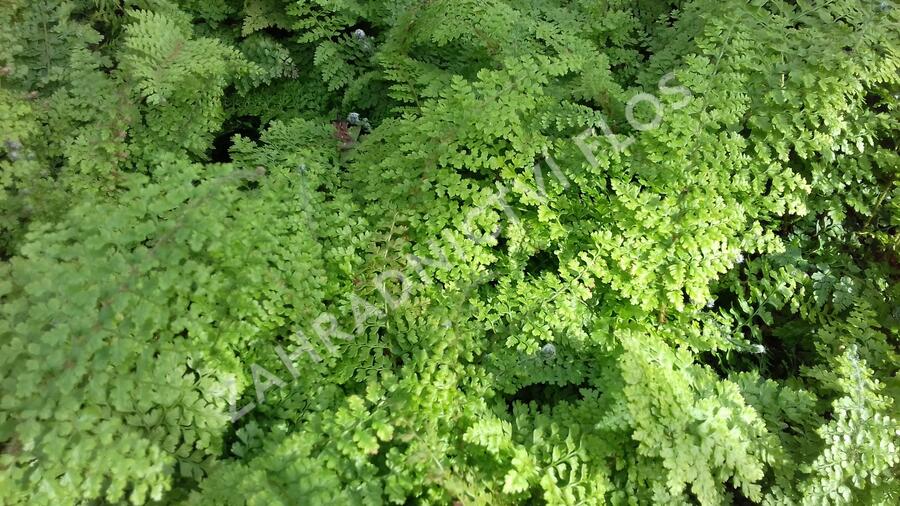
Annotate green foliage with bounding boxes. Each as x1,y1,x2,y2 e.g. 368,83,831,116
1,0,898,504
800,347,899,505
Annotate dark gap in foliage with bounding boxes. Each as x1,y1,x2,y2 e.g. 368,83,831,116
316,184,333,200
494,234,508,254
408,40,494,80
504,381,590,413
272,326,293,346
864,91,889,114
720,483,759,505
209,115,262,163
219,416,244,460
261,26,295,41
348,20,378,39
762,176,775,199
876,128,896,152
455,164,486,182
762,318,817,379
571,97,603,113
384,344,403,369
699,350,729,377
238,179,261,192
369,439,391,474
183,357,201,382
709,311,814,381
524,249,559,277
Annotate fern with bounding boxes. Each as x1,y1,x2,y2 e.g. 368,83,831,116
0,0,898,504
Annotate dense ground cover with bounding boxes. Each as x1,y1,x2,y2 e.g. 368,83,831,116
1,0,899,504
